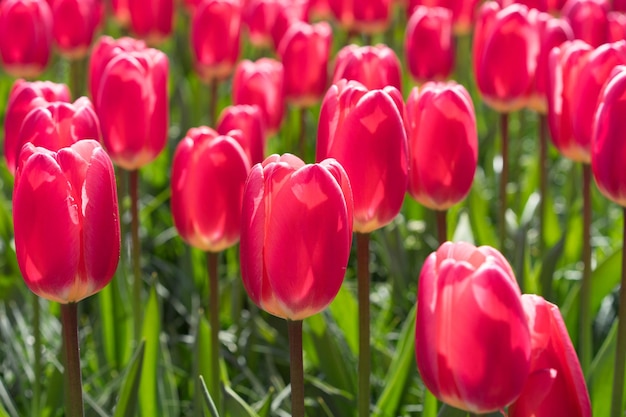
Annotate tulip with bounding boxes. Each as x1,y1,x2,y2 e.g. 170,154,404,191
110,0,130,26
171,127,251,252
240,153,353,320
406,82,477,211
0,0,53,78
308,0,333,20
328,0,392,34
13,139,120,304
509,295,591,417
404,6,455,83
498,0,549,10
616,0,626,12
243,0,285,48
191,0,242,83
277,21,332,107
408,0,480,35
232,58,284,134
416,241,531,414
562,0,610,47
4,79,70,174
217,104,266,165
269,0,308,50
49,0,103,59
333,44,403,92
608,11,626,43
127,0,173,44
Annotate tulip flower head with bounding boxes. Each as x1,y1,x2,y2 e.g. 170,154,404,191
240,154,353,320
127,0,173,45
562,0,610,47
13,140,120,303
328,0,392,34
217,104,266,165
333,44,403,92
49,0,103,59
408,0,481,35
415,242,531,414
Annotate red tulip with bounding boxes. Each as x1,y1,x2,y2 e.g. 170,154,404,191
497,0,549,11
404,6,455,83
243,0,286,48
94,44,169,170
616,0,626,12
110,0,130,26
563,0,610,47
316,79,408,233
416,242,531,414
333,44,403,92
408,0,480,35
308,0,333,20
232,58,285,134
0,0,53,78
217,104,266,165
510,295,591,417
49,0,103,59
127,0,173,44
191,0,242,83
13,139,120,303
608,11,626,42
546,40,593,162
269,0,308,50
473,2,540,113
592,65,626,206
240,154,353,320
4,79,70,174
406,82,477,211
328,0,392,34
277,21,332,107
171,127,251,252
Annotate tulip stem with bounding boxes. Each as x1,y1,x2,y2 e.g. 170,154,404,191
538,115,550,299
288,320,305,417
299,107,306,161
357,232,370,417
499,112,509,252
209,78,218,126
207,251,221,411
610,206,626,417
129,169,142,343
435,210,447,245
61,303,84,417
69,58,85,98
32,294,41,417
580,163,592,377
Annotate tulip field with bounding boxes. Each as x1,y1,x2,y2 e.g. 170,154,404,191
1,0,626,417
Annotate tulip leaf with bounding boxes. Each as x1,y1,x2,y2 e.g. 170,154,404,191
98,274,132,370
139,288,160,417
113,340,145,417
253,387,274,417
436,404,467,417
328,285,358,355
0,378,17,417
589,320,619,417
199,376,220,417
223,384,259,417
196,314,218,413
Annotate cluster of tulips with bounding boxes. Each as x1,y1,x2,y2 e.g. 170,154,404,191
1,0,626,416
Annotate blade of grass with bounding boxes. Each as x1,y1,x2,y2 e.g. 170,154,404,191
199,376,220,417
113,341,145,417
139,289,160,416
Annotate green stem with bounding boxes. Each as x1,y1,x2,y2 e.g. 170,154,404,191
499,113,509,252
435,210,447,246
423,389,438,417
209,78,218,126
207,251,221,411
539,115,551,299
299,107,306,161
129,169,142,343
357,232,370,417
61,303,84,417
580,163,592,377
68,58,85,99
610,206,626,417
288,320,304,417
32,294,40,417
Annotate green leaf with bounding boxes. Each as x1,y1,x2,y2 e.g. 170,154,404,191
253,387,274,417
223,384,259,417
139,288,160,417
98,274,132,370
113,341,146,417
589,321,619,417
328,285,358,356
196,314,217,414
0,378,17,417
199,376,221,417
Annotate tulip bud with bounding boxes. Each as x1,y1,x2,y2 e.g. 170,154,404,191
240,154,353,320
408,0,480,35
171,127,251,252
4,79,71,174
217,104,266,165
127,0,173,44
316,80,408,233
416,242,531,413
191,0,242,83
333,44,403,92
0,0,53,78
13,140,120,303
49,0,103,59
406,82,478,211
562,0,610,47
404,6,455,83
509,295,591,417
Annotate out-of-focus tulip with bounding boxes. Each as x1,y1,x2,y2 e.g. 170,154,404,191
191,0,242,83
240,153,353,320
127,0,173,44
406,82,477,211
404,6,454,83
49,0,103,59
4,79,70,174
416,241,531,414
308,0,333,20
269,0,308,49
328,0,392,34
217,104,266,165
111,0,129,26
232,58,285,134
616,0,626,12
547,40,593,162
316,79,408,233
509,295,591,417
497,0,548,11
277,21,332,107
14,98,101,172
171,127,251,252
13,139,120,303
608,11,626,42
333,44,403,92
592,65,626,206
408,0,480,35
547,0,568,12
243,0,285,48
562,0,609,47
0,0,53,78
473,2,540,113
94,45,169,170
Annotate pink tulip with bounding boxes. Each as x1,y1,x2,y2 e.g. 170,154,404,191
127,0,173,44
13,140,120,303
217,104,266,165
562,0,610,47
333,44,403,92
408,0,480,35
316,79,408,233
110,0,130,26
406,82,477,211
171,127,251,252
608,11,626,42
240,154,353,320
328,0,392,34
269,0,308,50
243,0,286,48
416,242,531,413
49,0,103,59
